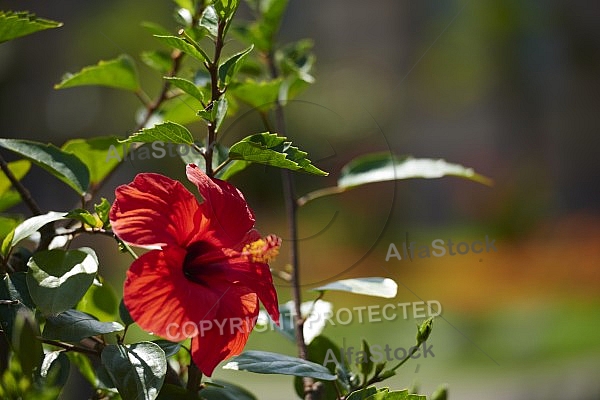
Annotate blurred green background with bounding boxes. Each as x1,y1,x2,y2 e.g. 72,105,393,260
1,0,600,399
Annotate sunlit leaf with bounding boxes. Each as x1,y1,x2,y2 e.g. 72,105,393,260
0,139,90,195
0,11,62,43
3,211,66,255
312,277,398,298
102,342,167,400
26,247,98,315
164,77,204,102
218,45,253,85
228,132,327,176
0,159,30,195
55,55,140,91
121,121,194,145
153,35,208,63
223,350,336,380
62,136,127,186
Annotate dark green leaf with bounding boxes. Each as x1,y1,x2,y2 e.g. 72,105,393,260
67,353,96,386
121,121,194,145
43,309,124,342
218,45,253,85
312,277,398,298
12,309,43,376
0,159,30,196
37,351,70,388
199,379,258,400
0,139,90,195
0,11,62,43
119,299,135,326
55,55,140,91
164,77,204,102
228,132,328,176
358,339,374,377
152,340,181,358
217,160,250,180
223,350,336,380
102,342,167,400
26,247,99,315
0,272,33,338
153,35,208,62
339,153,493,189
62,136,127,186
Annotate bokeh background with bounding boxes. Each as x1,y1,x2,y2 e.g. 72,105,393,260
1,0,600,399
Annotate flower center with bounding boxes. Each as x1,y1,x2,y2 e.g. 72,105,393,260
243,234,281,263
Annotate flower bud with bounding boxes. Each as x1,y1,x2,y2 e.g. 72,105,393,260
416,317,433,345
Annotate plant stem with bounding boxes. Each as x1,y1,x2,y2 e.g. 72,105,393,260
40,338,99,356
0,153,42,216
186,362,202,393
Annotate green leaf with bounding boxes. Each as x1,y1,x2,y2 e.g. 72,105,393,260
12,309,43,376
230,79,281,112
62,136,127,186
431,385,448,400
214,0,240,21
0,159,30,196
140,21,171,37
228,132,327,176
346,387,379,400
157,384,198,400
199,6,218,37
121,121,194,145
102,342,167,400
4,211,66,255
55,55,140,91
43,309,124,342
223,350,336,380
66,209,99,227
68,352,97,387
0,272,34,339
198,98,228,131
339,153,493,189
364,389,426,400
164,77,204,102
141,50,173,73
312,277,398,298
95,198,111,228
0,139,90,195
77,278,119,322
218,45,253,85
26,247,99,315
199,379,258,400
36,351,70,388
358,339,374,377
217,160,251,181
0,216,20,245
119,299,135,326
0,11,62,43
0,191,22,213
152,340,181,358
153,35,208,62
161,94,203,125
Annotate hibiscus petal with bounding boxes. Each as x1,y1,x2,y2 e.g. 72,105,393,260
123,247,228,342
186,164,255,247
190,289,259,376
110,173,203,248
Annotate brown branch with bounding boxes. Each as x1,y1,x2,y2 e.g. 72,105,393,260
0,153,42,216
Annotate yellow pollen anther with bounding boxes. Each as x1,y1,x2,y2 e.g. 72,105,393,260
243,234,281,263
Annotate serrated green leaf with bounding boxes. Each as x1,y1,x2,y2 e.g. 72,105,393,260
218,45,253,85
121,121,194,144
228,132,327,176
0,139,90,195
312,277,398,298
62,136,127,186
0,159,30,196
43,309,124,342
66,209,99,227
102,342,167,400
223,350,336,380
26,247,98,315
339,153,493,189
0,11,62,43
55,55,140,91
153,35,208,62
164,77,204,102
346,387,379,400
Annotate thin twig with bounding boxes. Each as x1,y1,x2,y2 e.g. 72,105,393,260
0,153,42,216
40,338,100,356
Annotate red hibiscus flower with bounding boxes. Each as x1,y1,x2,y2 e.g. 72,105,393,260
109,164,280,376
